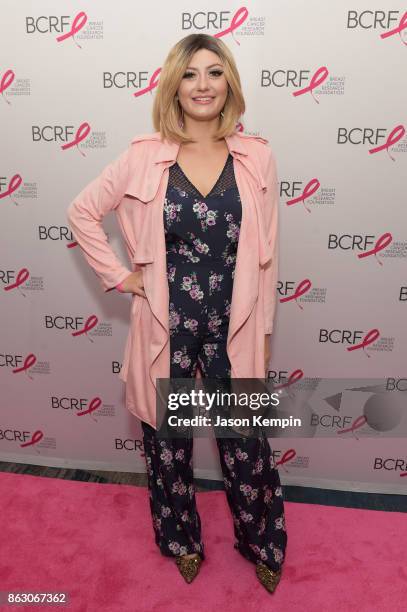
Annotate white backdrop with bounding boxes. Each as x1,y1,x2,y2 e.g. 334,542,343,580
1,1,406,494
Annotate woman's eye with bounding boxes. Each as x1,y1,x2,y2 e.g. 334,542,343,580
182,70,224,79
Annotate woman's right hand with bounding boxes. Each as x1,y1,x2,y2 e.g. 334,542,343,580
119,271,147,298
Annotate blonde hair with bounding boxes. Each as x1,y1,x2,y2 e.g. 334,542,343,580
152,33,245,144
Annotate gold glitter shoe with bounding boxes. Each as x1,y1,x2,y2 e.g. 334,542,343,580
255,563,282,594
175,553,202,584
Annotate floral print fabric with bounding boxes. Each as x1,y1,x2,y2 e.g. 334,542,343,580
141,152,287,571
164,153,241,376
142,421,288,571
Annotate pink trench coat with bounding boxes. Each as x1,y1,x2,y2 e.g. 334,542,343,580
67,131,279,430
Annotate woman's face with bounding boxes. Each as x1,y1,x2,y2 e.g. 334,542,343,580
176,48,228,124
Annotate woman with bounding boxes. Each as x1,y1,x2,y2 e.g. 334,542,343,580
67,33,287,594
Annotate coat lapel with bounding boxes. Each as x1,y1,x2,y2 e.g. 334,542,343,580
125,133,176,203
225,133,273,267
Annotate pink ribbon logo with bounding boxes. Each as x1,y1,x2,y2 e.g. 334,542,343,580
20,430,44,448
380,11,407,45
4,268,30,296
273,370,304,401
0,174,22,205
61,122,91,157
280,279,312,310
292,66,329,104
0,69,15,105
275,448,296,470
133,68,161,98
12,353,37,380
337,415,367,439
368,124,405,161
71,315,99,341
274,369,304,390
357,232,392,266
214,6,249,45
347,329,380,357
286,178,320,213
77,397,102,417
67,240,78,248
55,11,87,49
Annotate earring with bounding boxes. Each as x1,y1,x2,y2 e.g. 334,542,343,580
220,110,225,118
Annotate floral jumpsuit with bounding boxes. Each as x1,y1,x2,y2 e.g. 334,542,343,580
141,153,287,572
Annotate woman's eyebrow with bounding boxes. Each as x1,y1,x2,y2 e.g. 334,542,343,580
186,63,223,70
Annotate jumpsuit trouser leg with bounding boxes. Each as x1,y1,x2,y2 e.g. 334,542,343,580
141,315,287,572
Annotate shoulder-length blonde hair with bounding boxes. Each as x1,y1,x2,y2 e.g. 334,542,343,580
152,33,245,144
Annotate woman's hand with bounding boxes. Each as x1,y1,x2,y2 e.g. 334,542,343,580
119,271,147,298
264,334,271,376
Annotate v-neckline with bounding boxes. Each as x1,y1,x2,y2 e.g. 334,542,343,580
174,153,231,200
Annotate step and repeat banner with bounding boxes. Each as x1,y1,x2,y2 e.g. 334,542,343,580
1,1,406,494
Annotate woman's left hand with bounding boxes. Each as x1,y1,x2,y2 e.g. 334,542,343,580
264,334,271,376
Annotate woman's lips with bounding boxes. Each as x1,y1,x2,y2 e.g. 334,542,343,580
192,97,215,104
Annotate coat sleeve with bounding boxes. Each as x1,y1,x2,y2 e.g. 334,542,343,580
262,145,280,334
67,146,134,292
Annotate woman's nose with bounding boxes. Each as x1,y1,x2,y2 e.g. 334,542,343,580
196,74,209,90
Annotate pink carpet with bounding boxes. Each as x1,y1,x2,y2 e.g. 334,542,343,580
0,471,406,612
